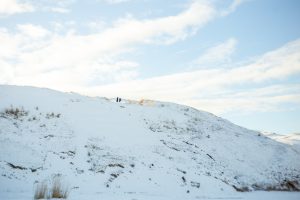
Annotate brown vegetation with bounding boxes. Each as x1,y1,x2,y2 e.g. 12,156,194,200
34,176,69,199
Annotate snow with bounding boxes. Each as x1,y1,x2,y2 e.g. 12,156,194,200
263,132,300,152
0,85,299,199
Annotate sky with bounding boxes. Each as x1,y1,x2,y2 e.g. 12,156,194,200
0,0,300,134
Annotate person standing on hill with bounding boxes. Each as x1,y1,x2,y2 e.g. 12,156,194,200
116,97,122,102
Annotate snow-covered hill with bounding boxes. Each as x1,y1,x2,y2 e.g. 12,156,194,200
0,85,299,200
263,132,300,153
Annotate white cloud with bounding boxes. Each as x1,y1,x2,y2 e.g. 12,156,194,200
49,7,70,13
0,1,216,89
187,85,300,114
87,21,107,33
221,0,248,16
0,0,34,16
100,0,132,4
106,1,216,45
17,24,50,38
1,0,297,116
0,28,19,59
81,39,300,114
192,38,237,68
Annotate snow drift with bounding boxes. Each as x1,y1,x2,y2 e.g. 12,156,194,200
0,85,299,199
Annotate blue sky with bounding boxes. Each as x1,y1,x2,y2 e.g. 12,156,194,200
0,0,300,134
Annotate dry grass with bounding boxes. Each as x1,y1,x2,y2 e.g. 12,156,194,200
2,106,28,119
50,177,69,199
34,182,48,199
34,176,69,199
138,99,155,106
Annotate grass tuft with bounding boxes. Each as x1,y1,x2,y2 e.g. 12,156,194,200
34,176,69,199
51,177,69,199
34,182,48,199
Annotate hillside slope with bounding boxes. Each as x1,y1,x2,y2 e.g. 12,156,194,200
264,132,300,153
0,85,299,199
